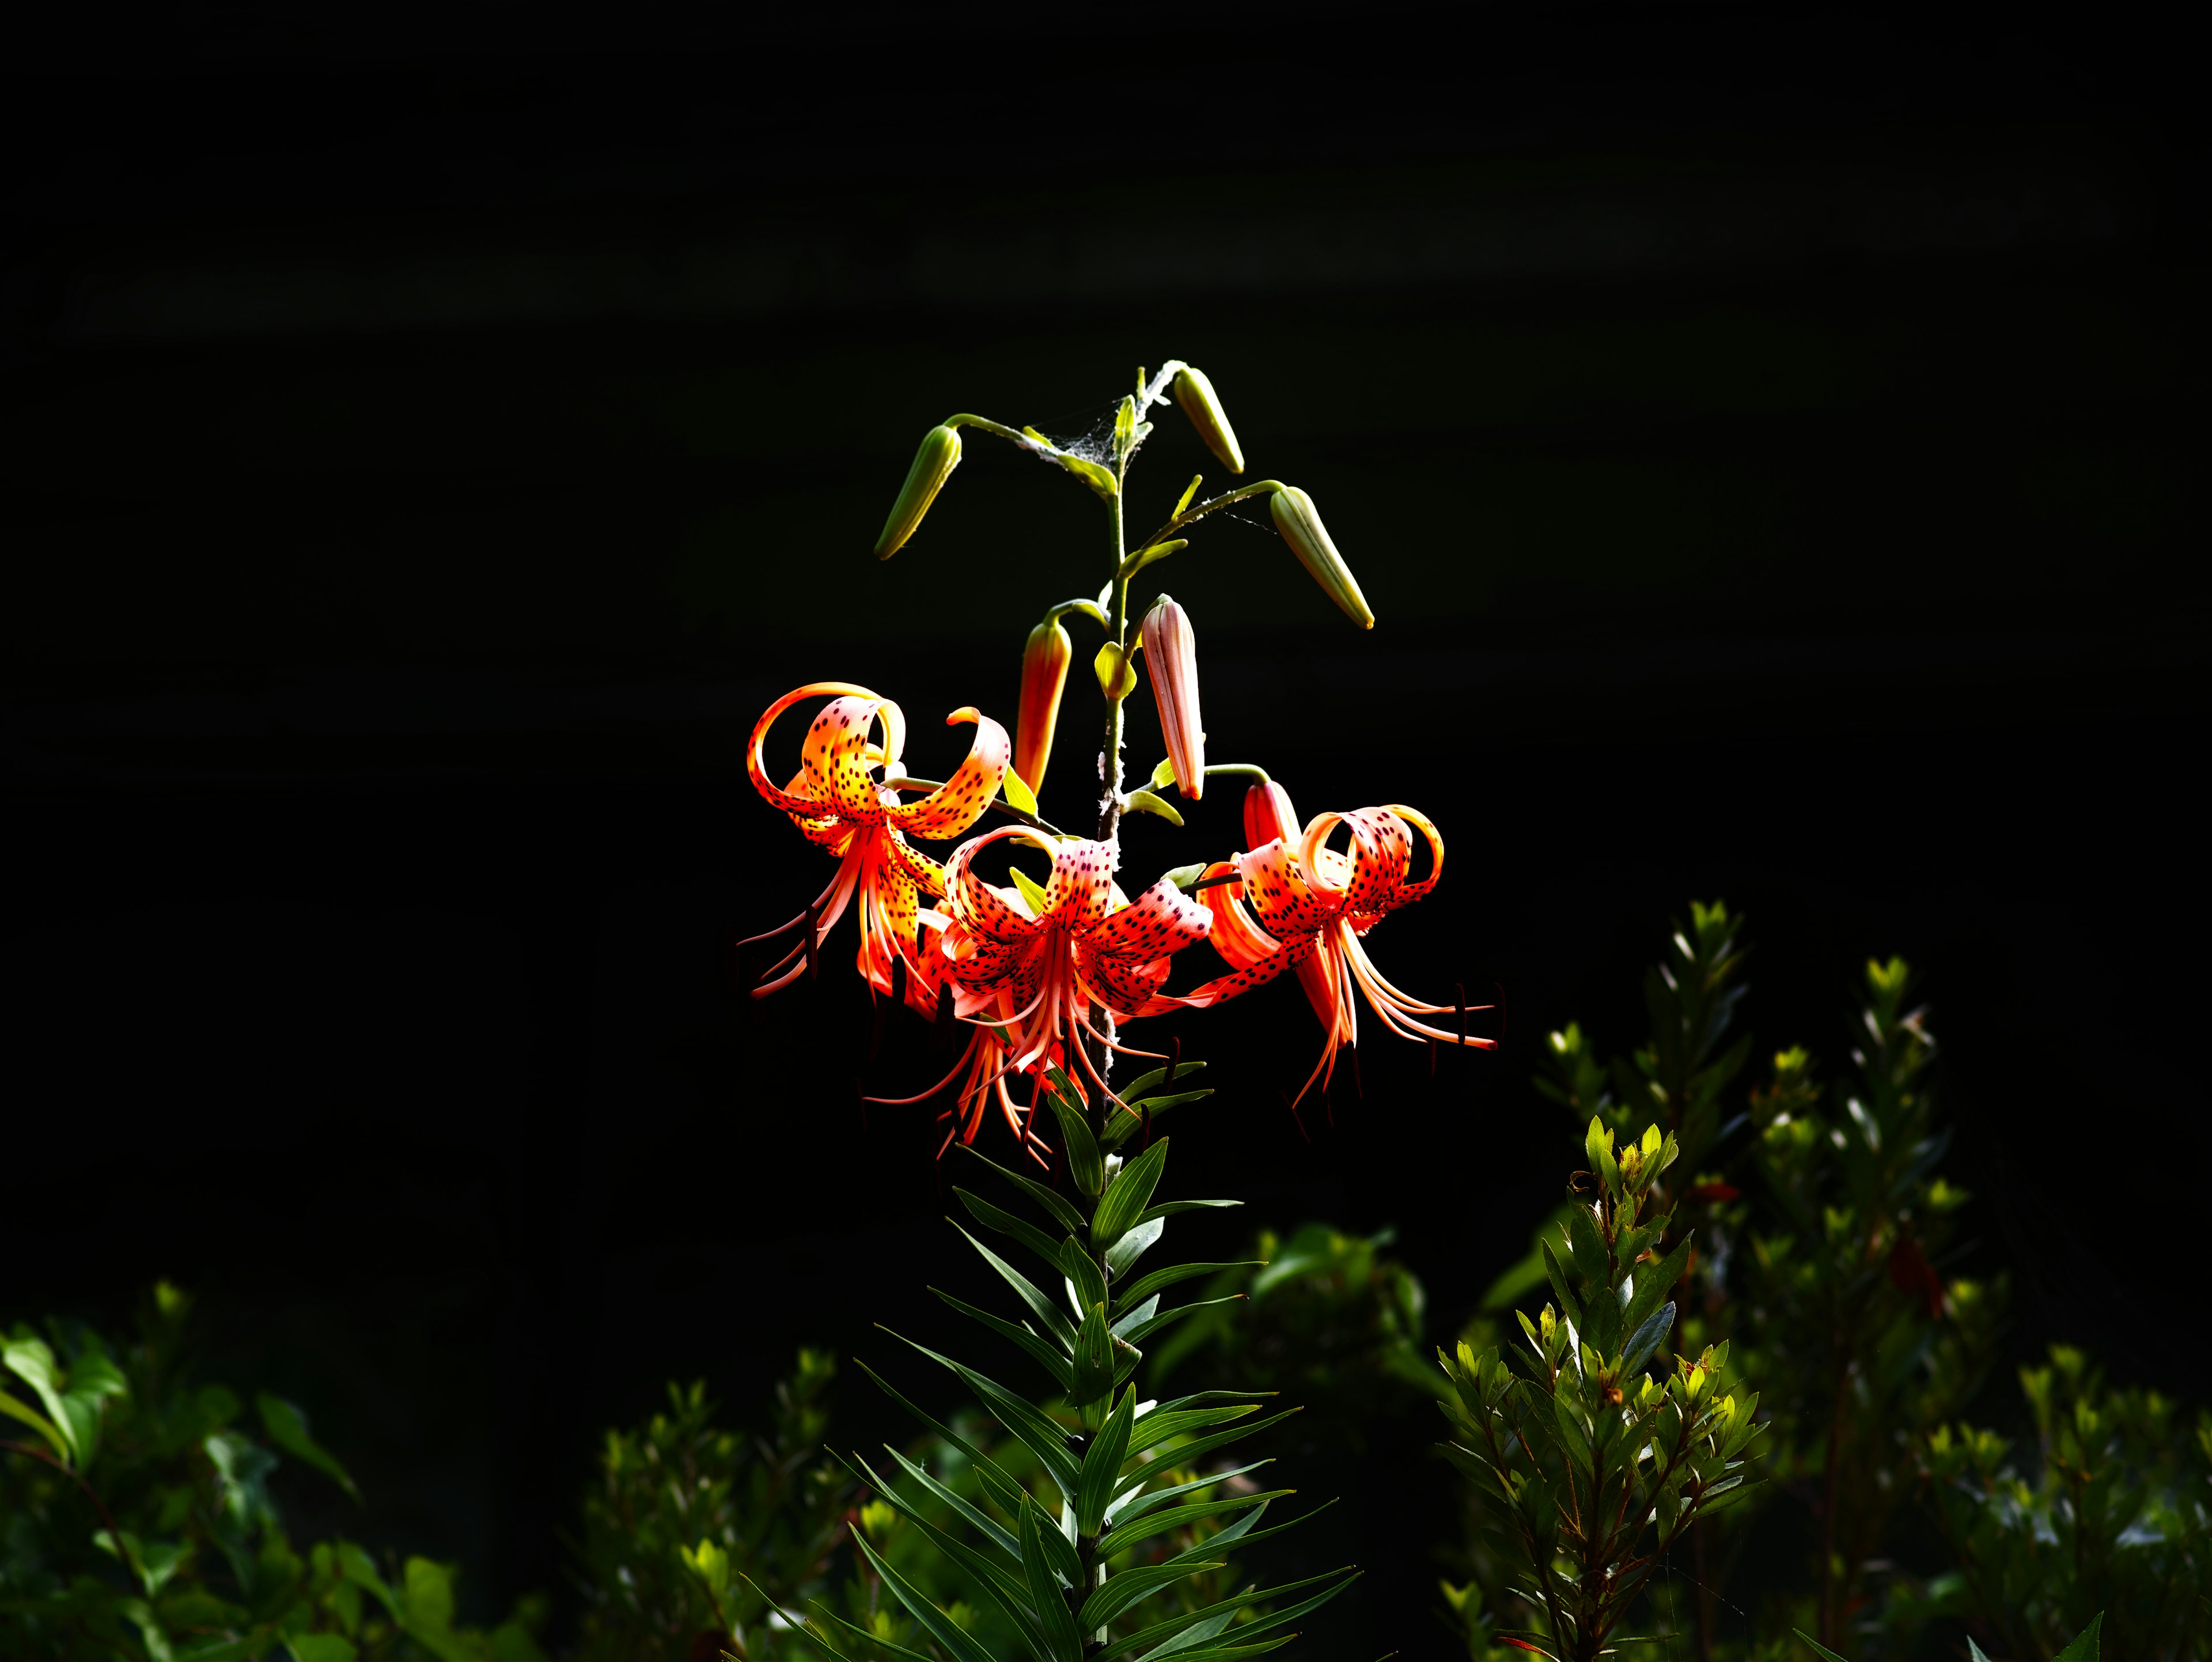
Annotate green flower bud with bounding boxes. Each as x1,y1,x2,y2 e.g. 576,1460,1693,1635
873,424,962,559
1173,368,1244,475
1270,486,1374,629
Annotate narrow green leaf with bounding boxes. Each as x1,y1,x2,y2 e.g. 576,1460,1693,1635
1071,1303,1118,1406
257,1394,361,1502
1080,1558,1222,1631
1102,1489,1291,1557
842,1454,1048,1658
1113,1262,1260,1318
1062,1241,1109,1318
1105,1218,1166,1279
1043,1076,1106,1195
1540,1240,1583,1330
1010,866,1054,916
951,1221,1078,1350
855,1358,1036,1512
1126,1406,1300,1468
882,1329,1081,1494
1135,1199,1240,1225
1116,1572,1357,1662
798,1593,938,1662
1003,769,1039,816
2,1340,78,1460
959,1145,1089,1235
1137,1641,1296,1662
1108,1459,1273,1525
1021,1500,1088,1662
1077,1388,1137,1535
1152,756,1179,790
1551,1396,1594,1475
1113,1293,1243,1349
956,1187,1073,1272
1120,1061,1209,1100
0,1385,71,1464
1173,474,1203,517
852,1531,1001,1662
1619,1302,1675,1376
1620,1234,1694,1342
930,1288,1075,1389
1793,1632,1850,1662
1094,1138,1171,1247
1567,1205,1611,1293
1096,1569,1348,1662
2051,1612,2103,1662
879,1444,1020,1561
1123,789,1184,827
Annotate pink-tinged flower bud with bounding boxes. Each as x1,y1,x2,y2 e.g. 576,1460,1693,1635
1172,368,1244,474
1014,616,1072,793
1243,780,1301,850
1141,595,1205,800
1269,486,1373,629
874,424,961,559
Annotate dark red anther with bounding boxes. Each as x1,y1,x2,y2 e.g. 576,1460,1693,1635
1140,1103,1153,1150
890,954,908,1012
1282,1090,1312,1146
802,895,821,982
1164,1035,1181,1092
1350,1042,1364,1101
1427,1035,1437,1077
930,981,956,1052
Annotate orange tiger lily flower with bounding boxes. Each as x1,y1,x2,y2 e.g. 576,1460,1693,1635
876,827,1213,1153
1188,786,1494,1100
741,682,1010,1005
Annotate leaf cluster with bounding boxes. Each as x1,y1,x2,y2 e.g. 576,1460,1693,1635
2,1285,544,1662
1437,1118,1766,1662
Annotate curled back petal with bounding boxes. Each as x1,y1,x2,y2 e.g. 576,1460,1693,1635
1338,807,1414,916
945,826,1054,945
747,680,887,819
1085,876,1212,964
1198,862,1284,972
1235,839,1335,937
1381,804,1446,907
884,832,949,899
1078,950,1179,1020
801,695,900,824
1181,929,1319,1008
887,708,1013,840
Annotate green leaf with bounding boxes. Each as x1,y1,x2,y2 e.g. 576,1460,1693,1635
1003,769,1040,816
1060,455,1119,498
1152,757,1179,790
959,1145,1089,1235
1620,1235,1694,1343
1103,1571,1355,1662
1043,1075,1107,1195
1794,1632,1850,1662
1062,1241,1109,1316
402,1557,456,1632
1120,1061,1209,1101
843,1454,1048,1660
1123,790,1183,827
1539,1240,1582,1331
0,1384,71,1463
798,1593,940,1662
1157,862,1209,893
2051,1614,2103,1662
1619,1303,1676,1376
1125,1406,1299,1468
951,1220,1079,1349
930,1288,1075,1390
1021,1500,1088,1662
855,1359,1031,1513
1567,1205,1611,1293
286,1638,358,1662
257,1394,361,1502
1105,1217,1165,1279
1094,1138,1171,1248
1134,1642,1295,1662
881,1329,1080,1495
1071,1303,1118,1406
1102,1489,1290,1557
1551,1396,1594,1475
1108,1458,1273,1524
1010,865,1054,917
1135,1199,1240,1225
853,1530,1001,1662
1080,1558,1220,1631
1113,1293,1244,1349
1173,474,1203,517
2,1339,78,1460
877,1445,1021,1561
1077,1388,1138,1535
1113,1262,1260,1318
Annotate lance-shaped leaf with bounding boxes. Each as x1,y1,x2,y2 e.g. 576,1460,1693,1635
878,1444,1020,1561
1079,1556,1224,1633
1062,1241,1109,1318
1137,1199,1240,1226
1619,1301,1676,1377
1113,1260,1259,1318
878,1332,1080,1496
842,1453,1047,1656
1093,1138,1171,1249
1108,1458,1274,1525
1125,1406,1300,1468
1135,1641,1296,1662
1105,1218,1165,1279
950,1220,1078,1350
1620,1234,1694,1345
1540,1240,1584,1331
1070,1303,1118,1406
1021,1499,1088,1662
930,1287,1074,1390
257,1394,359,1502
1114,1294,1245,1349
961,1145,1089,1235
1102,1489,1291,1557
857,1359,1029,1513
1099,1570,1357,1662
1042,1073,1106,1195
851,1530,999,1662
956,1186,1071,1273
1077,1388,1138,1535
1119,1060,1209,1100
1124,789,1184,827
0,1385,71,1464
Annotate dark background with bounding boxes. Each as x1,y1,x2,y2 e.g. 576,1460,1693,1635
5,7,2207,1655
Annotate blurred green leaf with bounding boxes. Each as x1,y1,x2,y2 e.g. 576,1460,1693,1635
257,1392,361,1502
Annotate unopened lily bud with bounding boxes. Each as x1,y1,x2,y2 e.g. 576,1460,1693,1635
1014,617,1073,793
1173,368,1244,475
1140,595,1204,800
1269,486,1374,629
873,424,961,559
1243,779,1301,850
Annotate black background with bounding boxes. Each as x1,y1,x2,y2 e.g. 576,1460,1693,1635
5,7,2207,1655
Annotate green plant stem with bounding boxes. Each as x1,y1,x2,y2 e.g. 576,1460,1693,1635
1135,479,1283,552
1085,469,1132,1138
1,1438,145,1596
